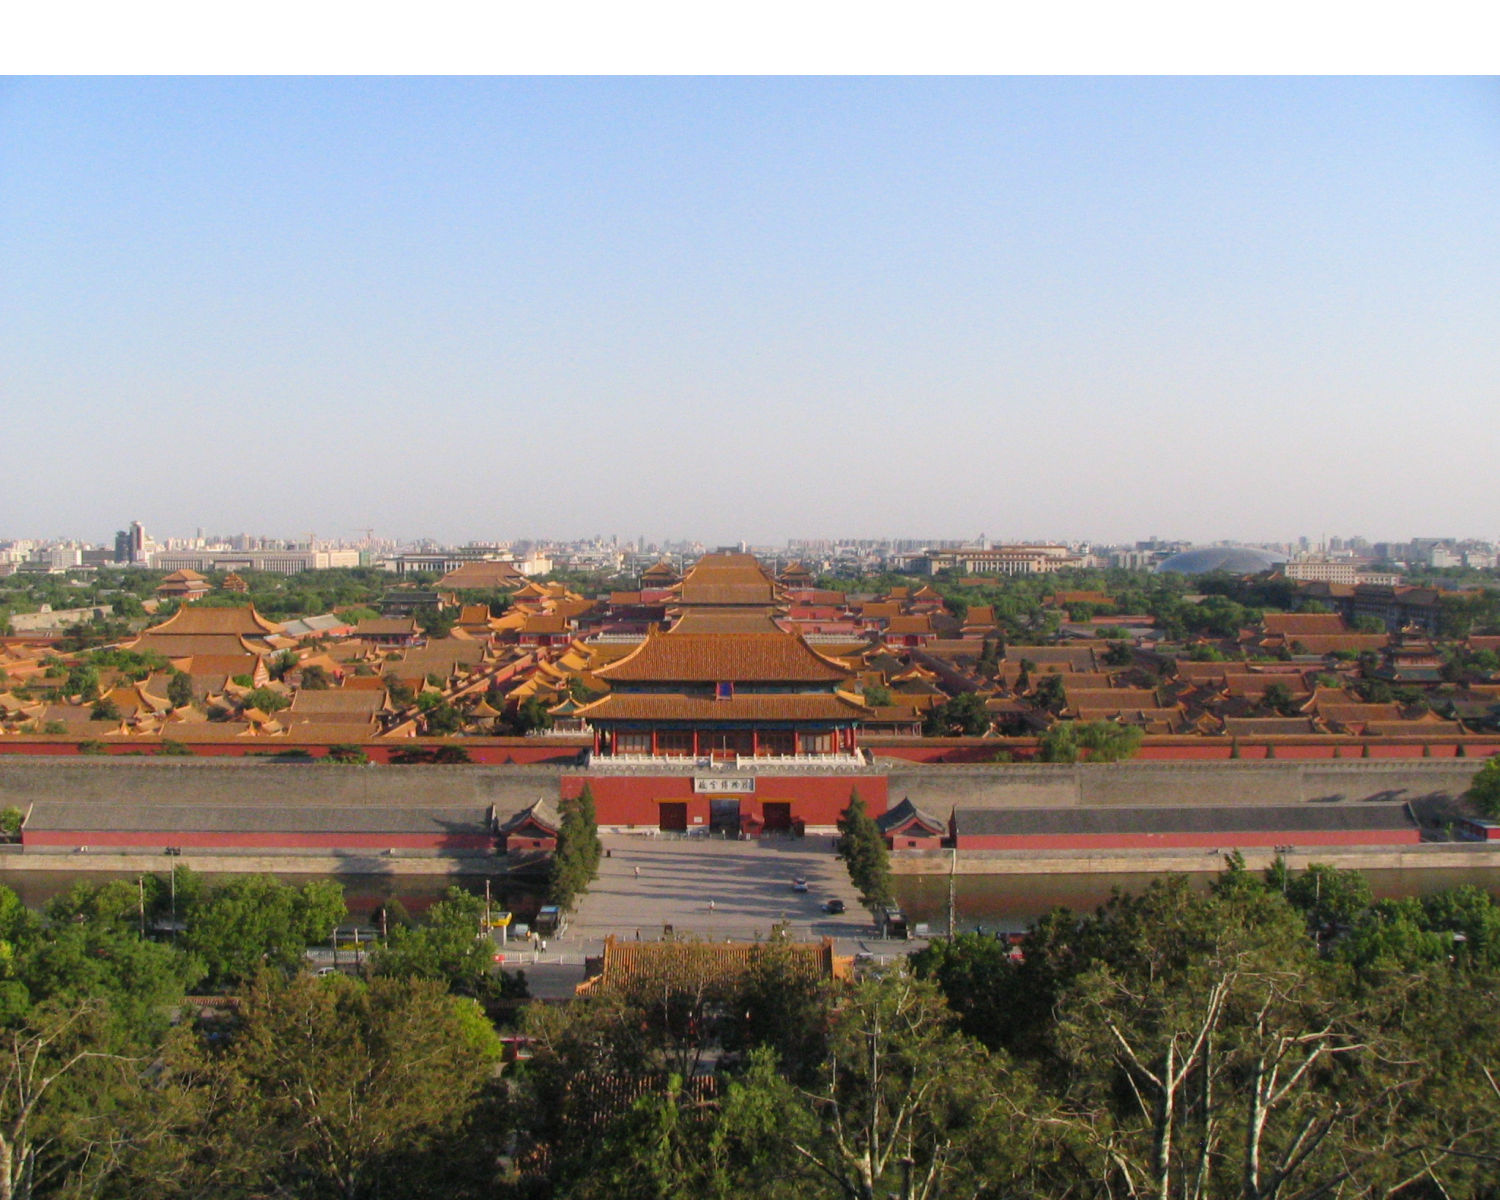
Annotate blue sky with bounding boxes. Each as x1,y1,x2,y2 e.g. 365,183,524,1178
3,77,1497,548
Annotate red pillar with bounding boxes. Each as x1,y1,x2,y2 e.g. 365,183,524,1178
650,729,658,757
752,729,760,757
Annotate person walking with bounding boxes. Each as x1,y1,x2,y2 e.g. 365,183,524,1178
634,865,640,879
708,899,715,912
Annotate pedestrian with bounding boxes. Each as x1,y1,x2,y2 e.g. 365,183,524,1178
709,899,715,912
634,865,640,879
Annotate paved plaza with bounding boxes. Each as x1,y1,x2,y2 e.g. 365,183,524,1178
506,831,923,998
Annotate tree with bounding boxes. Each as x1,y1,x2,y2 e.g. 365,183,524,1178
182,876,346,990
924,691,990,737
1039,720,1143,764
1104,639,1135,667
775,970,1005,1200
239,686,289,714
187,973,501,1200
164,670,194,710
325,743,370,765
0,999,185,1200
370,887,526,1005
909,931,1019,1050
268,649,300,681
1040,876,1403,1200
421,700,462,736
548,789,601,910
299,663,332,690
515,693,555,734
1261,681,1299,717
836,790,893,907
1467,754,1500,819
62,665,99,701
1032,672,1067,713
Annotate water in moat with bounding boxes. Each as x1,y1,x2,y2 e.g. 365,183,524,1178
893,865,1500,933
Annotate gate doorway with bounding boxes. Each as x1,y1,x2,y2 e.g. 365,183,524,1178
658,802,688,832
762,801,792,832
708,797,741,835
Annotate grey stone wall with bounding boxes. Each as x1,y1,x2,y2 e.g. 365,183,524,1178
885,760,1485,818
0,758,566,822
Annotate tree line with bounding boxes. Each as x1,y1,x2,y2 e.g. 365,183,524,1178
9,856,1500,1197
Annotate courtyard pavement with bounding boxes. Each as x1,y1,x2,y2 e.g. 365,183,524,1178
506,831,926,999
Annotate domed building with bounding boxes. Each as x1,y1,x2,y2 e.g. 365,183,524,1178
1156,546,1285,575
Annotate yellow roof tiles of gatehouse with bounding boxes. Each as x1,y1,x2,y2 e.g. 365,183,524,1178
593,629,853,684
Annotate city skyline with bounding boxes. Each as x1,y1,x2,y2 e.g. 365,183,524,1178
4,77,1498,545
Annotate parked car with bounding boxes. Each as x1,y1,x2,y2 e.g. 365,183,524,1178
823,898,846,914
791,877,808,892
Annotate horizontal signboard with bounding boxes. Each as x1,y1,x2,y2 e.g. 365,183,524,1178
693,776,756,794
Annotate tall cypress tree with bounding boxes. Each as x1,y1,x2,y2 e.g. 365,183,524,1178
548,794,596,910
836,790,893,907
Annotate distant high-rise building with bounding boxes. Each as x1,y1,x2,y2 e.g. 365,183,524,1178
114,530,131,563
128,521,147,565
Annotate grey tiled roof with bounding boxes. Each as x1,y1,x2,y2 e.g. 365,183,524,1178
954,803,1416,837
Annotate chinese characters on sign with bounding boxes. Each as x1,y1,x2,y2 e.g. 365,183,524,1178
693,776,756,794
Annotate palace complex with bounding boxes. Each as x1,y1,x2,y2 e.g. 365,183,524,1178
577,554,871,762
3,549,1500,862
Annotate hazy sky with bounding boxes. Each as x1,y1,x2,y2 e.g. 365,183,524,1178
3,76,1497,548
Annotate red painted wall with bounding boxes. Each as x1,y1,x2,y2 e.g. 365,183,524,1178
0,739,586,764
956,829,1422,851
22,830,495,851
562,772,889,828
867,738,1500,763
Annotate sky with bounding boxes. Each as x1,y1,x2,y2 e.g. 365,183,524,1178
3,75,1498,549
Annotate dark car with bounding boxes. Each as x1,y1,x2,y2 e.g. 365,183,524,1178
823,898,846,915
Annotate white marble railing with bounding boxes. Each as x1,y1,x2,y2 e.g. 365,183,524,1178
588,752,868,771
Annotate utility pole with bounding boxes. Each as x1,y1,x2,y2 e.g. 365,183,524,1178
947,846,957,938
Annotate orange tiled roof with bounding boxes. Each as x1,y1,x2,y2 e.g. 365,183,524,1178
438,561,525,589
1063,687,1159,710
578,934,843,996
136,604,282,637
594,629,853,684
1285,634,1390,655
1261,613,1347,637
677,554,779,606
669,608,784,634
